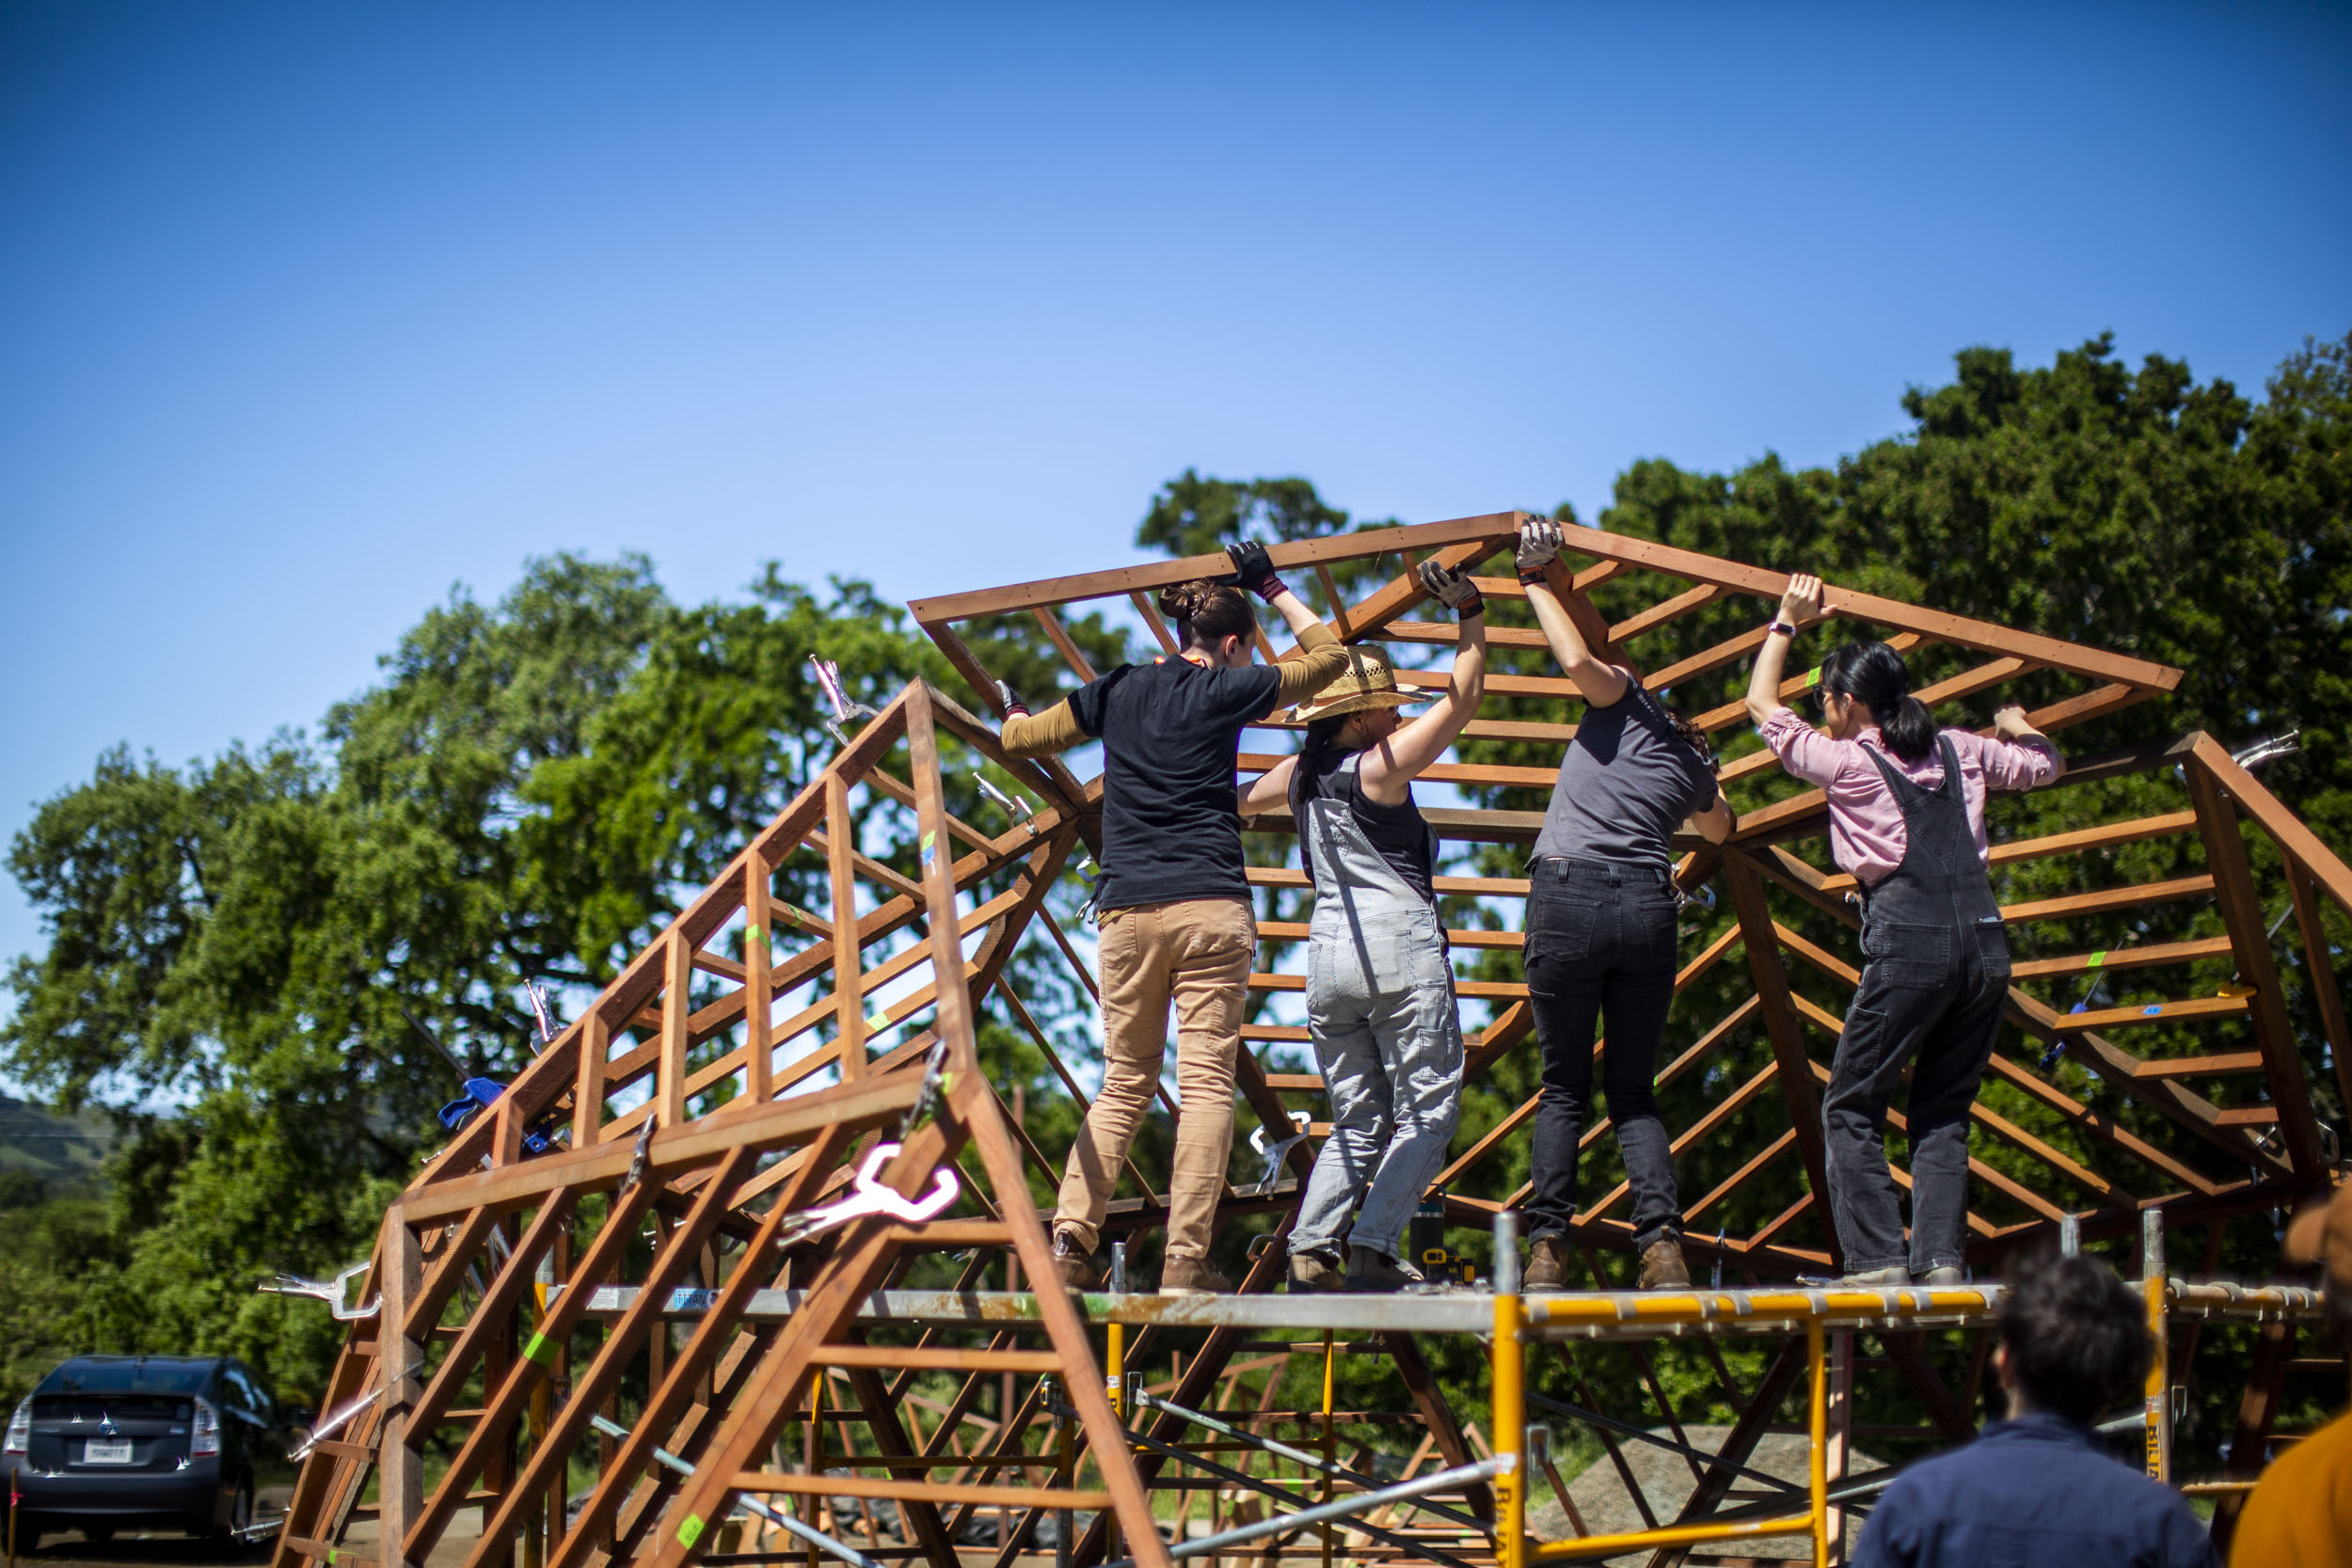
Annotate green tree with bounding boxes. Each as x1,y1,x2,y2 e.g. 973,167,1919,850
0,553,1121,1409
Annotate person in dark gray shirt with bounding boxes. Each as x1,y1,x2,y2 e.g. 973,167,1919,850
1515,518,1732,1291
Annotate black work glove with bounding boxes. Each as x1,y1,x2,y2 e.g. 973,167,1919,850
1225,540,1289,603
993,678,1029,720
1418,559,1486,619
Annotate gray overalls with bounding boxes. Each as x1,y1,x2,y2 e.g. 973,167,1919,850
1287,751,1465,1264
1822,736,2011,1275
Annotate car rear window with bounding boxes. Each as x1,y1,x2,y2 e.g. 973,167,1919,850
42,1363,213,1396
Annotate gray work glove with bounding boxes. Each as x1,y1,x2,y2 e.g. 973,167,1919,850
993,678,1029,720
1517,518,1565,580
1417,559,1486,619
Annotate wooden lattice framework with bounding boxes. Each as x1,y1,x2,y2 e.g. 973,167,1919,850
270,514,2351,1568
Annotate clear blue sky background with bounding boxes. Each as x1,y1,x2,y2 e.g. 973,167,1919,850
3,3,2348,1014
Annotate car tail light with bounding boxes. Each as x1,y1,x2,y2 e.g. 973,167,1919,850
3,1398,27,1454
191,1396,221,1458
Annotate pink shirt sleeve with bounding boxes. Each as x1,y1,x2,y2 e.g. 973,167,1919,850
1947,729,2063,792
1758,705,1848,787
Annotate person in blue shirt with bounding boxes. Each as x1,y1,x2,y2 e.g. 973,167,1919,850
1853,1253,2216,1568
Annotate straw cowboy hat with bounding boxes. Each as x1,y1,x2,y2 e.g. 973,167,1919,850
1286,646,1431,724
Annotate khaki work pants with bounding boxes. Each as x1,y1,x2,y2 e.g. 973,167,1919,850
1054,896,1253,1263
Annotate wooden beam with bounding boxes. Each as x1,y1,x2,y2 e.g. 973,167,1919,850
1722,849,1834,1262
2185,754,2327,1180
2287,861,2352,1132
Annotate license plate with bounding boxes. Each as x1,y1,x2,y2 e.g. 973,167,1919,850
84,1439,134,1464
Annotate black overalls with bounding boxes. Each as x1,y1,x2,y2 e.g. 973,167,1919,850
1821,736,2011,1275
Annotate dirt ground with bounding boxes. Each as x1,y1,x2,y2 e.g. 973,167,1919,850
6,1487,484,1568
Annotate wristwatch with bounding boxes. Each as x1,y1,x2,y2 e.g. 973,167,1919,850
1765,619,1799,638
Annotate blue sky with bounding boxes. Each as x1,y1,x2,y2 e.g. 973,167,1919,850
3,2,2348,1011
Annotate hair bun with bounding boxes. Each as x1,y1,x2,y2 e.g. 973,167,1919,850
1158,580,1212,620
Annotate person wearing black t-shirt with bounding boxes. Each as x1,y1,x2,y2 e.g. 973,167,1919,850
999,543,1347,1295
1236,560,1486,1292
1516,518,1734,1292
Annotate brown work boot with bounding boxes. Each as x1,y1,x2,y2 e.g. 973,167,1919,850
1049,1229,1104,1291
1523,1233,1569,1292
1289,1247,1344,1293
1636,1235,1692,1291
1343,1245,1424,1293
1158,1256,1233,1296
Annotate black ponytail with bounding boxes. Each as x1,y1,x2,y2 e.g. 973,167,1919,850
1290,715,1352,817
1820,641,1937,763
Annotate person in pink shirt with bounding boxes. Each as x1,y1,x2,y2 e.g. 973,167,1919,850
1745,573,2064,1286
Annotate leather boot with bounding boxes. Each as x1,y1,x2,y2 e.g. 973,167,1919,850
1049,1229,1104,1292
1523,1233,1569,1292
1636,1235,1691,1291
1343,1246,1424,1293
1157,1256,1233,1296
1289,1247,1344,1293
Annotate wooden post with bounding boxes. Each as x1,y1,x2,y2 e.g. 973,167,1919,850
660,930,692,1128
1722,850,1835,1260
2286,862,2352,1128
377,1214,424,1568
2185,754,2326,1178
744,857,773,1101
825,772,866,1079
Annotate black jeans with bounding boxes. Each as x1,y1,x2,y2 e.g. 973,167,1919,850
1523,861,1682,1249
1823,913,2010,1273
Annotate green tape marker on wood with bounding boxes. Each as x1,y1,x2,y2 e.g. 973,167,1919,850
2086,951,2107,969
521,1331,556,1366
676,1514,706,1549
1803,667,1820,689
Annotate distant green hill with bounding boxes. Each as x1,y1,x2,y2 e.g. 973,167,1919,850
0,1093,121,1200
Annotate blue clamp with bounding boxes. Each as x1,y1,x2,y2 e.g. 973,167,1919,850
438,1077,556,1153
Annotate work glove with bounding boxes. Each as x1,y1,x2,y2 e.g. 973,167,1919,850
993,678,1029,720
1225,540,1289,604
1517,518,1565,582
1417,559,1485,619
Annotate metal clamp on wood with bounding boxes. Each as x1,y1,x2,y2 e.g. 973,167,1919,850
259,1261,379,1321
773,1142,960,1251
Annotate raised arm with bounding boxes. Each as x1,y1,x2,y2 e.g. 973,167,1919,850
1744,572,1826,730
1236,752,1298,815
1227,540,1350,703
1359,561,1487,805
993,678,1088,759
1990,704,2067,785
1517,519,1629,707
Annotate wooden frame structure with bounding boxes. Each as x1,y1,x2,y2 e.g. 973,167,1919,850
272,514,2350,1568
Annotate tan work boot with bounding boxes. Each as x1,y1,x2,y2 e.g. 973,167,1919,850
1289,1247,1344,1293
1523,1233,1569,1292
1636,1235,1692,1291
1343,1245,1424,1293
1158,1256,1233,1296
1049,1229,1104,1291
1916,1266,1964,1288
1836,1265,1910,1288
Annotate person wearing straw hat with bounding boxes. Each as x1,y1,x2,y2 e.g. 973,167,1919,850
1236,559,1487,1291
1517,517,1734,1292
2231,1182,2352,1564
